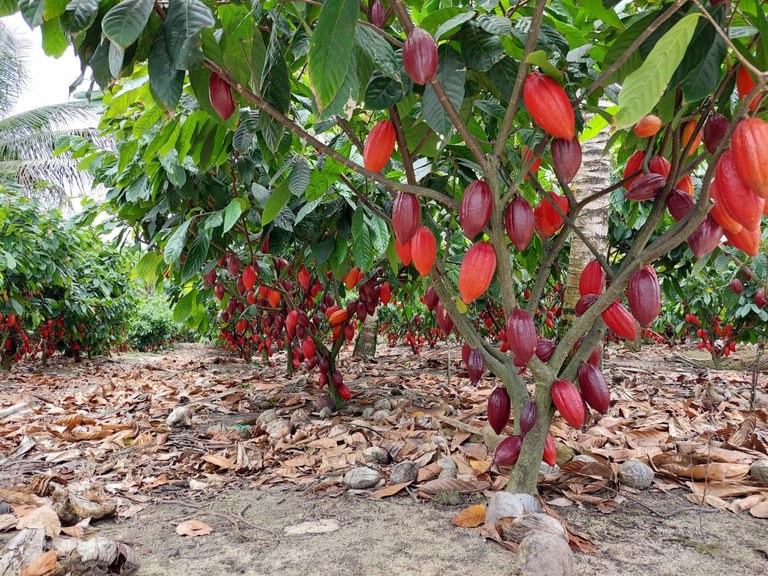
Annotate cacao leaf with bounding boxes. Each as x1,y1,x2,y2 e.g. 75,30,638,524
148,26,184,109
101,0,153,49
423,46,466,136
164,0,215,70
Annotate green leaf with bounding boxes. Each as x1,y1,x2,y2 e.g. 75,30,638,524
173,289,197,322
18,0,44,26
434,11,473,41
0,0,19,18
101,0,154,49
262,183,291,225
289,157,311,196
489,57,519,102
525,50,563,83
260,28,290,113
578,0,624,30
476,14,511,36
64,0,98,32
181,231,209,282
355,25,398,79
132,250,164,284
307,0,358,111
148,26,185,109
164,0,214,70
295,198,323,224
41,18,68,57
615,14,700,130
370,214,389,253
423,46,466,136
671,15,728,103
352,210,373,270
164,219,192,264
364,72,406,110
459,21,503,72
223,198,244,233
108,41,125,77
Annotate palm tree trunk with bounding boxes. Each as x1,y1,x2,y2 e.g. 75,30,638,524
353,309,378,358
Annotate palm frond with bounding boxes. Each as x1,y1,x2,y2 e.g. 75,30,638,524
0,21,31,118
0,127,109,161
0,102,101,140
0,157,94,203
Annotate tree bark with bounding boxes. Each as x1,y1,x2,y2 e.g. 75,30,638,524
353,309,378,358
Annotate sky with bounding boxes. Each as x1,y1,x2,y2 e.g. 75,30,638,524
2,13,88,115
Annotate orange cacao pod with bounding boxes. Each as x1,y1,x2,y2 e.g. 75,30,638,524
682,120,702,155
704,113,729,154
551,379,585,429
459,241,497,304
523,72,575,140
602,301,638,341
488,387,510,434
411,226,436,276
534,192,569,237
392,192,421,244
329,309,349,327
709,180,743,234
505,197,535,250
736,66,759,111
731,118,768,198
209,72,235,121
506,308,536,367
577,362,610,414
519,400,537,437
676,174,694,196
633,114,661,138
626,266,661,328
403,27,438,85
579,260,605,296
460,180,493,238
551,137,582,184
715,151,764,231
543,434,557,466
494,435,522,466
724,226,760,257
395,238,412,265
363,120,396,173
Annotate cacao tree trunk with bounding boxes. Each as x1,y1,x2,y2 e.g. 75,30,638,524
353,309,378,358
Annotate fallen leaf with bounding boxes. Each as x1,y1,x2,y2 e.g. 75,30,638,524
16,506,61,538
0,514,17,531
372,481,412,499
750,501,768,519
283,519,340,535
201,453,234,469
175,519,213,537
418,478,490,496
452,504,486,528
21,550,58,576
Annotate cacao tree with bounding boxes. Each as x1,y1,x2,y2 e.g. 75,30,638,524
11,0,768,495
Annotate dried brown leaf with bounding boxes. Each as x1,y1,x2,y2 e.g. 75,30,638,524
175,519,213,537
16,506,60,538
372,481,412,499
20,550,58,576
749,501,768,518
451,504,486,528
418,478,490,496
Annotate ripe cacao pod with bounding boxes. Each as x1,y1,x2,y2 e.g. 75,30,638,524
736,66,759,111
522,146,542,179
579,260,605,296
487,387,511,434
338,383,351,401
424,283,439,312
297,265,311,291
519,400,537,437
626,266,661,328
505,197,535,251
392,192,421,244
435,301,453,335
543,434,557,466
633,114,661,138
731,118,768,198
403,27,438,85
368,0,385,28
214,283,225,300
395,238,412,265
575,294,599,317
577,362,610,414
573,336,601,367
209,72,236,121
724,226,760,257
534,192,569,238
715,151,764,231
623,151,644,189
649,155,671,178
329,309,349,327
458,242,496,304
688,216,723,260
411,226,436,276
551,137,582,184
236,276,246,296
730,277,743,295
523,72,575,139
227,253,241,276
243,265,257,290
467,348,484,385
302,337,316,360
755,288,767,308
676,174,694,196
682,120,702,155
551,379,585,429
602,301,638,341
625,173,666,201
380,282,392,305
460,180,493,238
709,180,744,234
704,113,729,154
363,120,396,173
494,435,522,466
506,308,536,367
461,342,471,365
535,339,555,362
667,188,694,222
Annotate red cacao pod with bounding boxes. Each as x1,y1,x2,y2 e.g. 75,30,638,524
715,151,764,231
522,146,542,179
577,362,610,414
411,226,436,276
286,310,298,335
460,180,493,238
736,66,759,111
601,301,638,341
551,379,585,429
579,260,605,296
543,434,557,466
687,216,723,259
242,265,257,291
626,266,661,328
227,253,241,276
724,226,760,257
731,118,768,198
424,283,439,312
519,400,537,437
435,301,453,335
395,238,412,265
368,0,385,28
467,348,484,385
209,72,235,121
633,114,662,138
506,308,536,367
380,282,392,305
494,435,522,466
505,197,535,251
623,151,644,189
704,113,729,154
302,337,316,360
403,27,438,85
575,294,599,317
551,137,582,184
730,277,743,295
676,174,694,196
523,72,575,139
574,336,602,367
392,192,421,244
461,342,471,365
535,339,555,362
214,283,225,300
487,387,510,434
363,120,396,173
236,276,246,296
534,192,569,238
459,241,496,304
649,155,671,179
297,265,310,291
625,173,666,201
338,383,351,401
755,288,767,308
709,180,744,234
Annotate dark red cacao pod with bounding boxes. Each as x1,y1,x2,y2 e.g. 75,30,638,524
625,173,666,201
411,226,436,276
391,192,421,244
551,379,585,429
424,283,439,312
731,118,768,198
214,283,225,300
363,120,396,173
494,435,522,466
403,27,438,85
459,241,496,304
543,434,557,466
575,294,599,317
435,301,453,336
688,216,723,260
461,342,471,365
724,226,760,257
577,362,610,414
667,188,694,222
487,387,511,434
535,339,555,362
626,266,661,328
534,192,569,238
368,0,386,28
551,137,582,184
460,180,492,238
227,253,241,276
204,268,217,287
236,276,246,296
755,288,767,309
522,72,575,140
209,72,236,121
506,308,536,367
730,277,743,295
601,301,638,341
519,400,537,437
715,151,764,231
467,348,484,385
579,260,605,296
704,113,729,154
505,197,535,251
395,238,412,265
710,180,744,234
